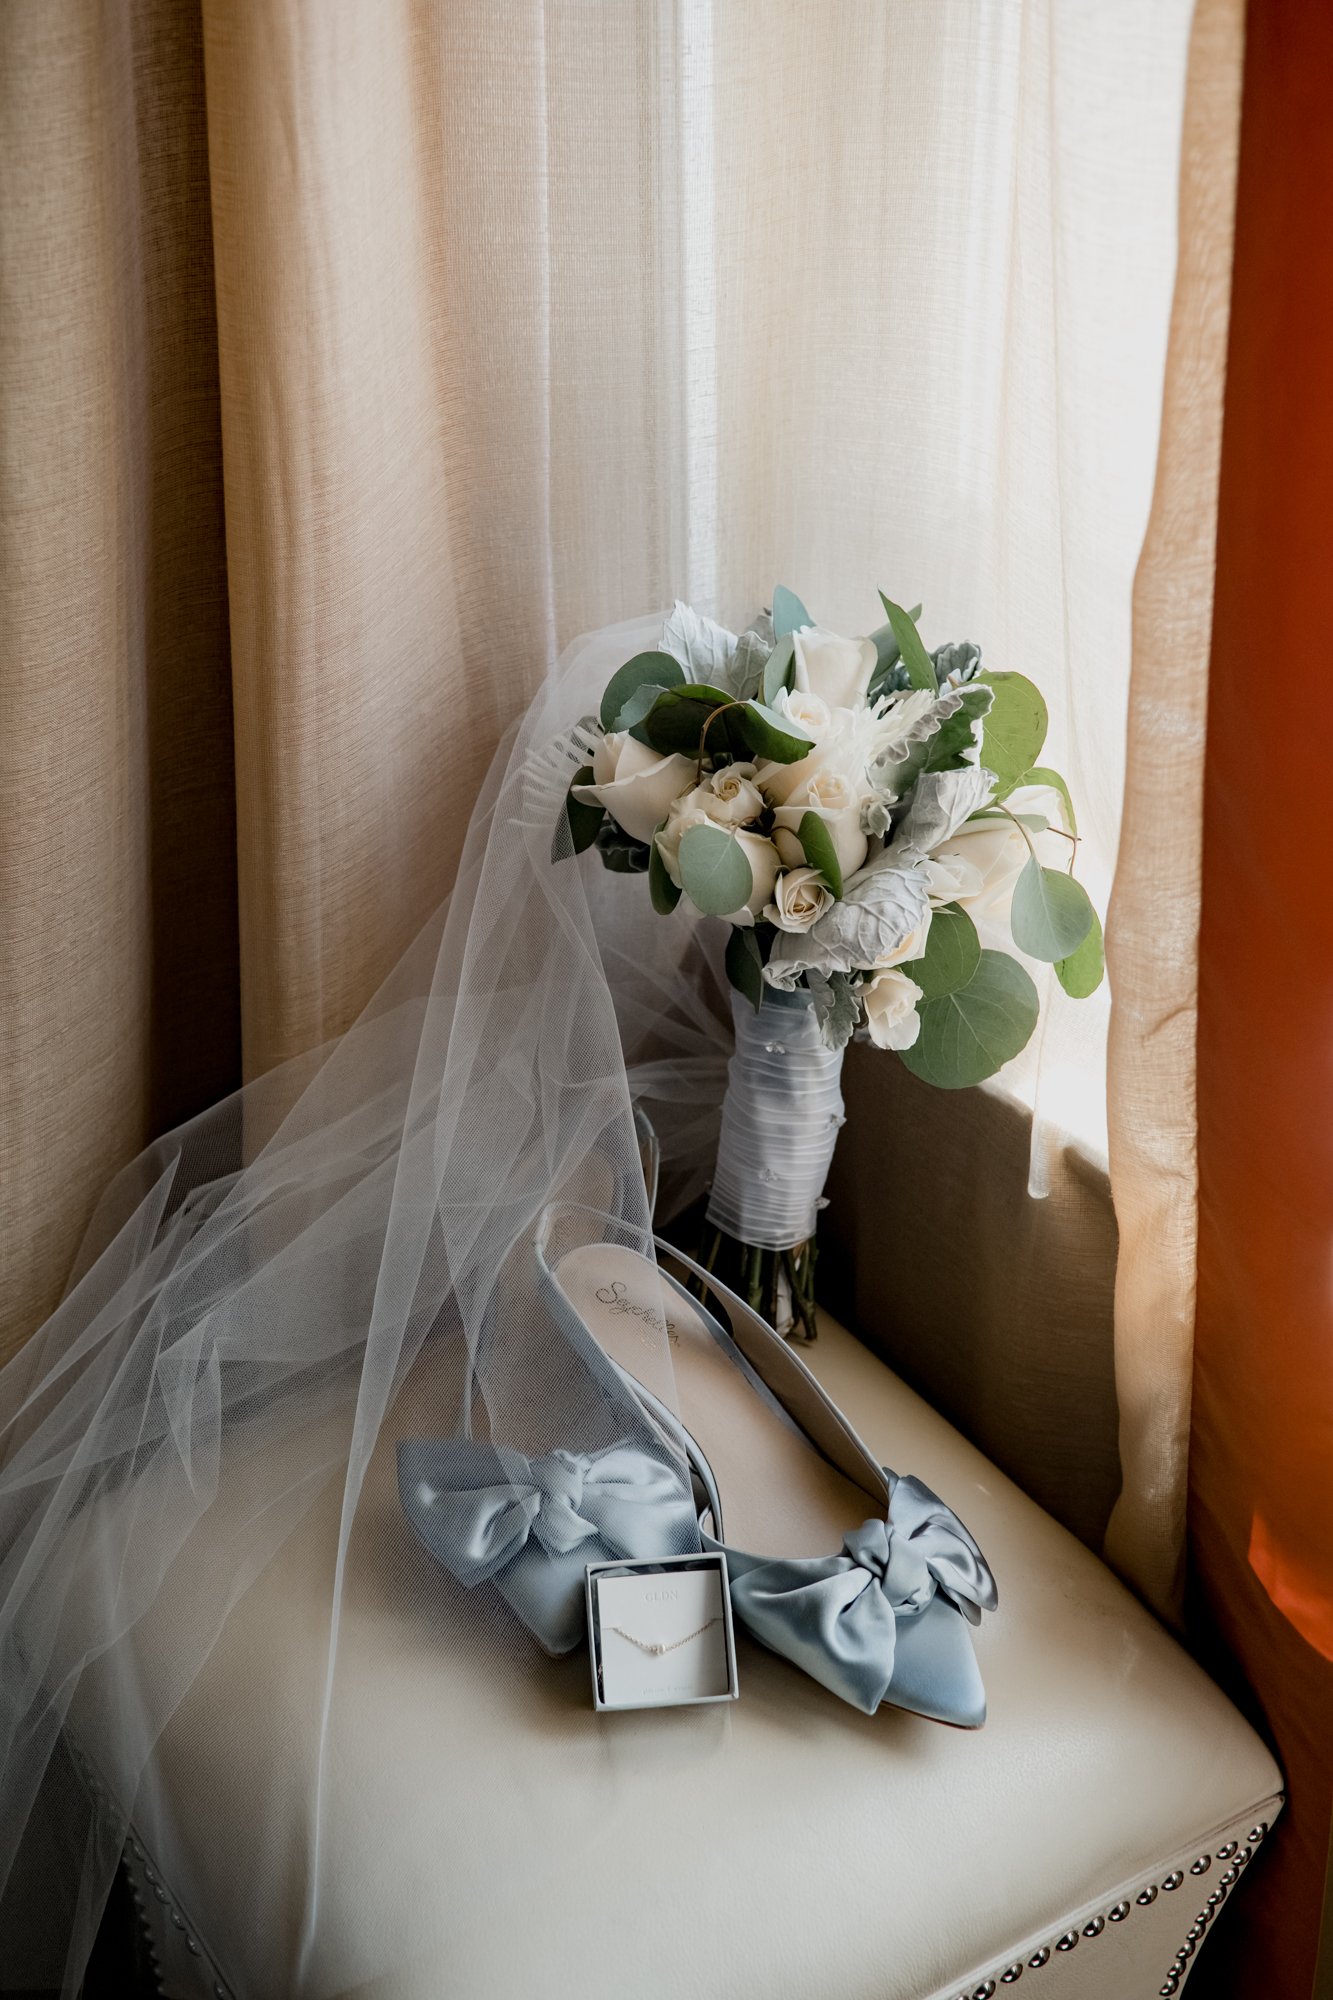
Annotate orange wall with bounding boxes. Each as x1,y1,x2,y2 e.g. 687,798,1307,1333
1193,2,1333,1994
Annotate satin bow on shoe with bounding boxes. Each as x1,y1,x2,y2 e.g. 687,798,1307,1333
397,1438,697,1655
721,1473,998,1719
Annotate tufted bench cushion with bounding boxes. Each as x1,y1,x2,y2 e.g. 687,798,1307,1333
107,1316,1281,2000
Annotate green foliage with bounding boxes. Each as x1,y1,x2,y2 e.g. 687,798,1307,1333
557,766,603,860
807,969,861,1050
878,595,937,693
867,602,923,701
1010,857,1095,962
725,924,764,1010
734,699,815,764
898,949,1040,1089
1055,905,1105,997
600,651,684,732
975,671,1048,790
648,831,681,914
1020,764,1078,836
772,586,812,637
635,683,734,755
762,633,796,706
900,902,980,999
797,810,843,897
594,823,651,874
678,823,754,916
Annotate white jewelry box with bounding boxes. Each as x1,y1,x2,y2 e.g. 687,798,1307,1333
585,1552,740,1711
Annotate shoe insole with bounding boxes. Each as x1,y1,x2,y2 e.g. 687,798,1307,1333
553,1243,874,1560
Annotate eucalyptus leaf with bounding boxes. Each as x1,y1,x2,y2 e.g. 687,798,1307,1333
734,698,814,764
900,902,980,1000
1055,905,1105,997
976,671,1048,790
1010,858,1095,963
867,601,923,701
637,682,732,756
762,633,796,706
797,810,843,897
648,831,681,914
556,765,603,860
772,586,812,637
878,595,937,693
1019,764,1078,837
600,651,684,732
678,823,754,917
615,682,672,735
725,924,764,1010
898,949,1039,1089
729,629,771,702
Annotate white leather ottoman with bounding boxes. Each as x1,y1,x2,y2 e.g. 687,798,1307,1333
99,1317,1281,2000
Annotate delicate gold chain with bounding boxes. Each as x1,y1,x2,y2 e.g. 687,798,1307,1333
608,1616,721,1657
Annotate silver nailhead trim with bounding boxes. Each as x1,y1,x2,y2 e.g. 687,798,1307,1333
961,1815,1275,2000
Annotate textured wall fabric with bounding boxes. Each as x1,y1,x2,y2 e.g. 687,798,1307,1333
1,0,1209,1624
1103,0,1245,1621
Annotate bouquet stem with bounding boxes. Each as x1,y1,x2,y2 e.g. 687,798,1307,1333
693,985,843,1342
690,1228,821,1344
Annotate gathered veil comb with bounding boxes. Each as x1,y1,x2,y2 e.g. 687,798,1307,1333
0,617,734,1995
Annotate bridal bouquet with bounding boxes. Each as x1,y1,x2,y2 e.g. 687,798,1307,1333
555,588,1102,1339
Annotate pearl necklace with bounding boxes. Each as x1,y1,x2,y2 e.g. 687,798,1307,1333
608,1616,721,1657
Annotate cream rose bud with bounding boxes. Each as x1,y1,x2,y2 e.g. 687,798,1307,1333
703,762,764,827
792,627,877,711
765,865,834,934
862,967,924,1050
574,733,697,847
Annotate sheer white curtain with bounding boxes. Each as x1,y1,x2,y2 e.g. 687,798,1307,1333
538,0,1194,1173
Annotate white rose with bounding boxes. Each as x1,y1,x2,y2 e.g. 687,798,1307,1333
773,688,832,741
926,783,1065,920
730,832,782,923
654,790,714,886
792,627,877,710
702,761,764,827
862,967,924,1050
574,732,697,847
872,905,933,970
771,766,869,881
764,865,834,935
757,693,878,815
656,800,780,924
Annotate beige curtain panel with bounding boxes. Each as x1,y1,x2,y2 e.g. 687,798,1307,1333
0,1,1238,1619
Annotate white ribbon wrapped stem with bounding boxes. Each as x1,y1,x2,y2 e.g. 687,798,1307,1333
705,986,846,1252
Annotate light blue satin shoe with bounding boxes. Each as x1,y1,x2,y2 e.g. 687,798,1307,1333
396,1433,698,1656
536,1208,998,1724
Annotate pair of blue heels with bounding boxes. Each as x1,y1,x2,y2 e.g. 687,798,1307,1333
398,1209,997,1725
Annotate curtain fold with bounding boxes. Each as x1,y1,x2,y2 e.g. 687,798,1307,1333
0,1,237,1369
1103,0,1245,1621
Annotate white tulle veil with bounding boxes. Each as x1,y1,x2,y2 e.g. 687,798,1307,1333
0,617,733,1995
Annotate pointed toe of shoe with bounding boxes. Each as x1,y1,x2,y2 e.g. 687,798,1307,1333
884,1595,988,1728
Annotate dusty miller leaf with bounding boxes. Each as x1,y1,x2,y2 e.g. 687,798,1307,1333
807,970,862,1051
